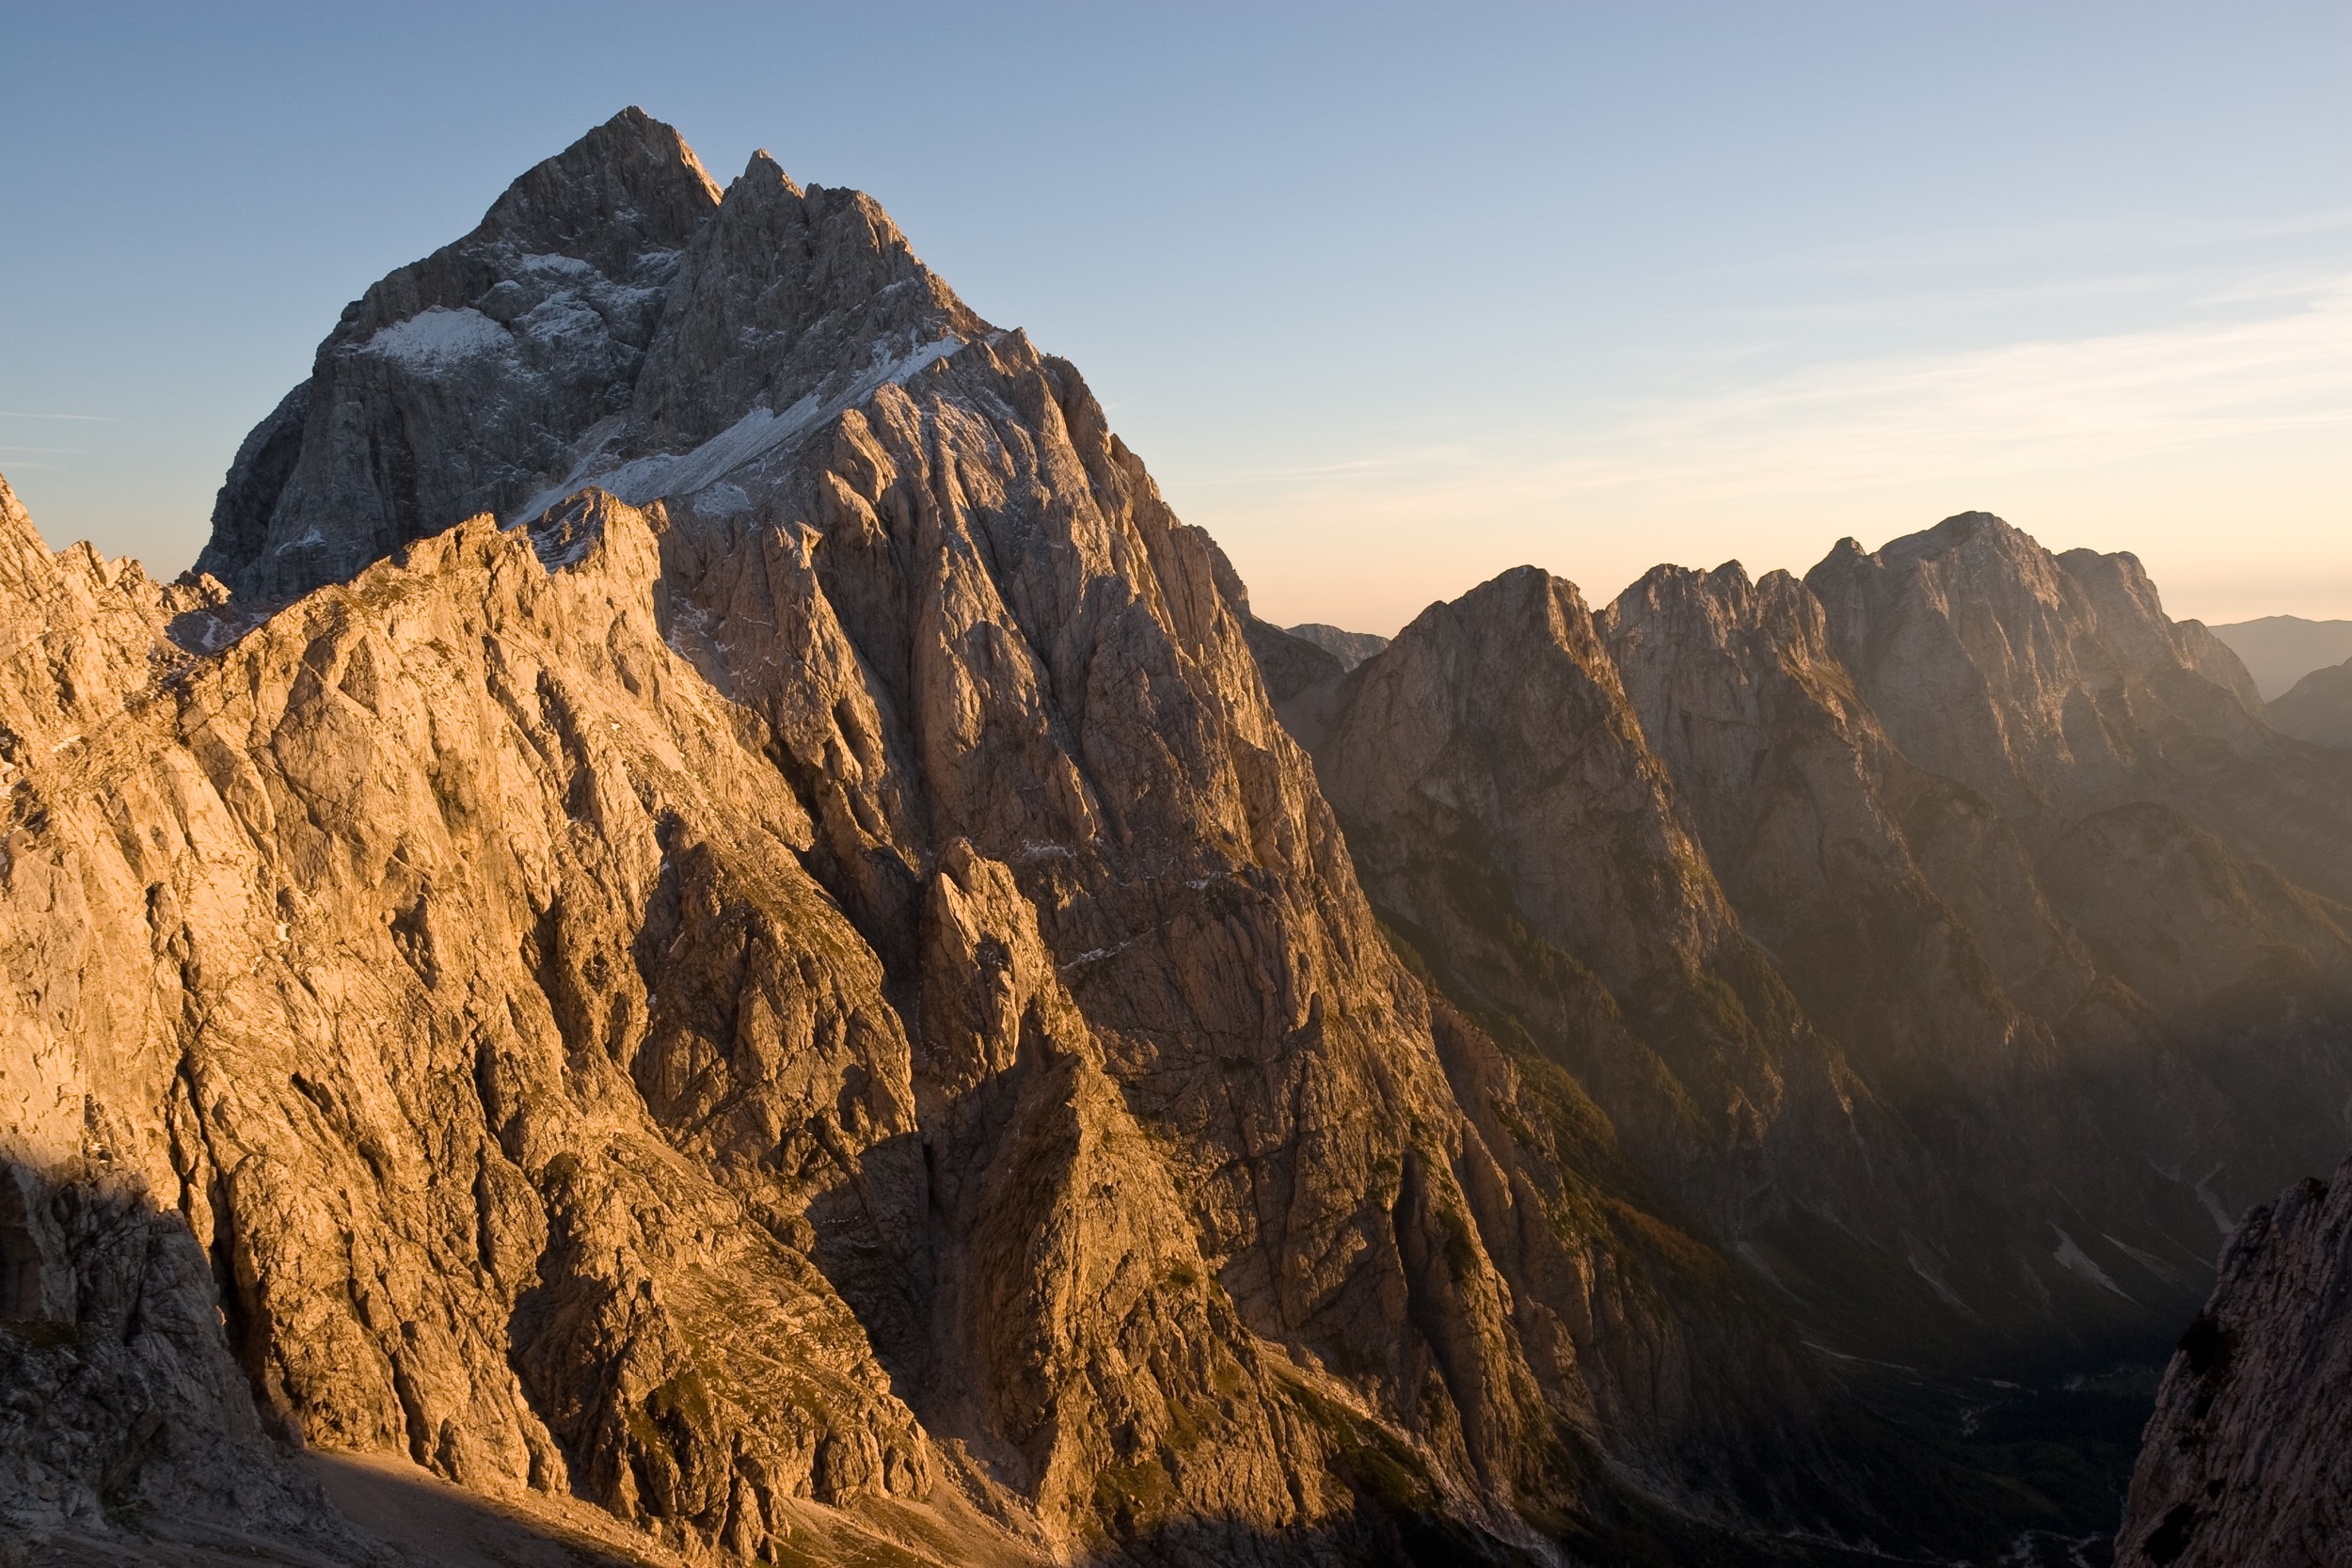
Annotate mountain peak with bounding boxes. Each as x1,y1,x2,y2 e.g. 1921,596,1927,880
198,111,982,600
1878,509,2024,565
737,147,804,198
474,103,718,250
328,107,720,352
1935,508,2005,533
1621,558,1756,603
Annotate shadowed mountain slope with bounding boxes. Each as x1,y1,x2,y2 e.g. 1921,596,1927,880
1298,518,2352,1391
2268,656,2352,747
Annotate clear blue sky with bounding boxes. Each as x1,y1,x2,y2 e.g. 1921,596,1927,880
3,2,2346,630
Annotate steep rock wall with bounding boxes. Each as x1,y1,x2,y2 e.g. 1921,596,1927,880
2117,1160,2352,1567
2,111,1910,1567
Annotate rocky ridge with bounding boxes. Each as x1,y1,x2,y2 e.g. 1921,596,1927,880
8,104,2352,1568
1804,516,2352,907
0,112,1929,1567
1297,515,2352,1378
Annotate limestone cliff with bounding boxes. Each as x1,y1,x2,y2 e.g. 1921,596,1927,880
1310,567,1890,1252
0,112,1914,1567
13,104,2352,1568
1604,552,2352,1350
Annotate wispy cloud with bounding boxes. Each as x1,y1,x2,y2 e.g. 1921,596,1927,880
1171,443,1475,486
1581,281,2352,498
0,410,115,422
1691,211,2352,282
1189,277,2352,519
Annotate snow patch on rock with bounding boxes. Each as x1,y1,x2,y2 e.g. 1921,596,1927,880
511,334,965,521
363,307,513,370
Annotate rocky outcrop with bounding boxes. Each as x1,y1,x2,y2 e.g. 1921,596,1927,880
1597,562,2152,1342
2117,1159,2352,1567
2269,657,2352,747
1600,556,2352,1345
1794,516,2352,1180
195,109,725,600
1311,566,1869,1214
7,490,950,1560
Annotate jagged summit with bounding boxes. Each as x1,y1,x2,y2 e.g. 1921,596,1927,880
741,147,803,197
1295,514,2352,1415
1885,507,2010,553
1803,508,2345,898
1804,512,2262,719
1613,557,1783,609
342,105,723,345
197,109,984,602
23,112,1900,1567
1806,510,2016,589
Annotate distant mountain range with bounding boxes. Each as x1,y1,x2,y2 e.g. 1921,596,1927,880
2271,657,2352,746
1282,623,1390,671
2208,614,2352,700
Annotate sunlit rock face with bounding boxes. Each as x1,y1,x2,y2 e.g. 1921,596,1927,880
11,103,2352,1568
0,111,1906,1567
